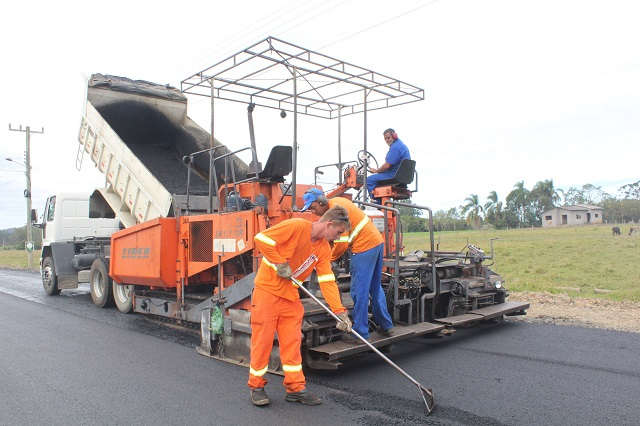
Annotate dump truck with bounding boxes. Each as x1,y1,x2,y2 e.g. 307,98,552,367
34,37,528,374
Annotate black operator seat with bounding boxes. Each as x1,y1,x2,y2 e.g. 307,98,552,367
246,145,293,182
375,159,416,188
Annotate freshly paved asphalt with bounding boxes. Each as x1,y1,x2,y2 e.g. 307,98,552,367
1,268,639,425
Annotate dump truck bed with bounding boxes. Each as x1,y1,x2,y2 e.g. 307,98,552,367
78,74,250,227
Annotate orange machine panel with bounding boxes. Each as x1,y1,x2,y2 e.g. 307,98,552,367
183,210,256,277
110,217,179,287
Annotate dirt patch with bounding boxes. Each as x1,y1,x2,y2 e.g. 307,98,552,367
507,291,640,334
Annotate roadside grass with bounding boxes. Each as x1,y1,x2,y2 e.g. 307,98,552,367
0,250,37,270
402,223,640,302
3,224,639,301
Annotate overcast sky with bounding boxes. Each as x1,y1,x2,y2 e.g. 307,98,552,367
1,0,639,230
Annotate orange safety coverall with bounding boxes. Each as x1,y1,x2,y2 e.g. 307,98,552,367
248,218,346,393
326,197,383,260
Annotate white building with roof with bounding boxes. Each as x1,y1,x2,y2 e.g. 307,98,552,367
540,204,604,227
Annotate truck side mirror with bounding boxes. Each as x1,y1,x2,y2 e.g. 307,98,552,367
31,208,43,229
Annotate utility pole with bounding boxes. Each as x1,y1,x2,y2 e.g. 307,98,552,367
9,124,44,269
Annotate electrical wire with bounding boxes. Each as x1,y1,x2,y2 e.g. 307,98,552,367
314,0,440,51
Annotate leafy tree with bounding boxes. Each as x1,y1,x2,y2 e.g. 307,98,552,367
0,225,42,250
506,181,531,228
395,200,429,232
619,180,640,200
395,200,422,217
432,208,468,231
562,184,609,205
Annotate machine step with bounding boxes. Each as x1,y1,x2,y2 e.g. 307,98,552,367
434,301,530,326
308,322,444,361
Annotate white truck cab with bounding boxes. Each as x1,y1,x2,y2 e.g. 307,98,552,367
38,192,121,246
33,192,121,296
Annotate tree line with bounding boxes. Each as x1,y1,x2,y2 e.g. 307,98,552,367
0,226,43,250
3,179,639,244
399,179,640,232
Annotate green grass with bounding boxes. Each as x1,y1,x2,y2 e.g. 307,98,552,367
0,250,38,270
3,224,639,301
402,224,640,302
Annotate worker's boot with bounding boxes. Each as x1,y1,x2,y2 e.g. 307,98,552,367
251,387,270,406
342,333,370,344
378,327,395,337
285,389,322,405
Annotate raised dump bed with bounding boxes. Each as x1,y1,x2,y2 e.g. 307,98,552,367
78,73,250,227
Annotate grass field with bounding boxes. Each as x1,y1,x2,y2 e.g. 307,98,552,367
403,223,640,302
0,250,38,270
2,223,638,301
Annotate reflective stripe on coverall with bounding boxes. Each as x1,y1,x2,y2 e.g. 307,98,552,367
249,218,346,393
248,287,305,392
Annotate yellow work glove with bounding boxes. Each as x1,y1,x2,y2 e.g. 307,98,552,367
275,262,292,278
336,311,352,333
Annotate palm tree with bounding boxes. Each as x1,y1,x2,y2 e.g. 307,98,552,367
461,194,484,230
484,191,503,225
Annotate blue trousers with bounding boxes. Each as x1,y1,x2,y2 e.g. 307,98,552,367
367,170,396,199
349,243,393,339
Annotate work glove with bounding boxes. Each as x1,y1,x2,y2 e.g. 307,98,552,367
335,311,352,333
275,262,292,279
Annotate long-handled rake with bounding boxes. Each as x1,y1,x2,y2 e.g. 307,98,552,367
291,277,436,415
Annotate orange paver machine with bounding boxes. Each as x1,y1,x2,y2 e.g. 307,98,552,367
67,37,528,371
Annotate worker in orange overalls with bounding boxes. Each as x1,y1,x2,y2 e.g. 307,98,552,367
248,204,353,407
300,188,394,343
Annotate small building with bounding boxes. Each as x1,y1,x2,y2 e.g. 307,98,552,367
541,204,604,227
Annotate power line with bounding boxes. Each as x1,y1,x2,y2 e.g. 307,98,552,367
314,0,440,51
158,0,320,83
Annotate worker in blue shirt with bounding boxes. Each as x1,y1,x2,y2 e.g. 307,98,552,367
366,128,411,203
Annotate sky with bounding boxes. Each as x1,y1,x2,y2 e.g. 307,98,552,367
1,0,639,230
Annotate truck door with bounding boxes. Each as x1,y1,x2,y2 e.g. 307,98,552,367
42,195,56,243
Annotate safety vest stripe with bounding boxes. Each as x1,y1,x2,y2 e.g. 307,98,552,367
261,257,278,272
334,236,349,243
348,216,370,244
255,233,276,246
250,365,269,377
317,274,335,283
282,364,302,373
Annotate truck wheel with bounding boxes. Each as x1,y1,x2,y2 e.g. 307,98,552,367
90,258,115,308
42,257,61,295
113,282,134,314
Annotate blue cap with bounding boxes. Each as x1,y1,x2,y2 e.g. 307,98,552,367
300,188,324,212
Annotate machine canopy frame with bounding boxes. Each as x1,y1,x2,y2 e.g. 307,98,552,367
180,37,424,119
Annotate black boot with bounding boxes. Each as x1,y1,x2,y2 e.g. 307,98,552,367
251,387,270,406
285,389,322,405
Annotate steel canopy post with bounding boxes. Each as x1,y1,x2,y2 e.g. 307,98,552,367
338,106,342,184
292,67,298,207
209,80,215,214
363,88,368,202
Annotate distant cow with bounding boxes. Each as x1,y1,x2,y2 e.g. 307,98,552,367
630,226,640,236
612,226,621,236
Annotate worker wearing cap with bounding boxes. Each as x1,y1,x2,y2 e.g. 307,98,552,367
367,128,411,203
249,205,353,407
300,188,394,344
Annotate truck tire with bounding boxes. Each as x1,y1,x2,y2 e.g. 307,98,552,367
113,282,134,314
42,257,61,295
90,258,115,308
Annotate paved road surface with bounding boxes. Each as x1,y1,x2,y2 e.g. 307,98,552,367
1,268,639,425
